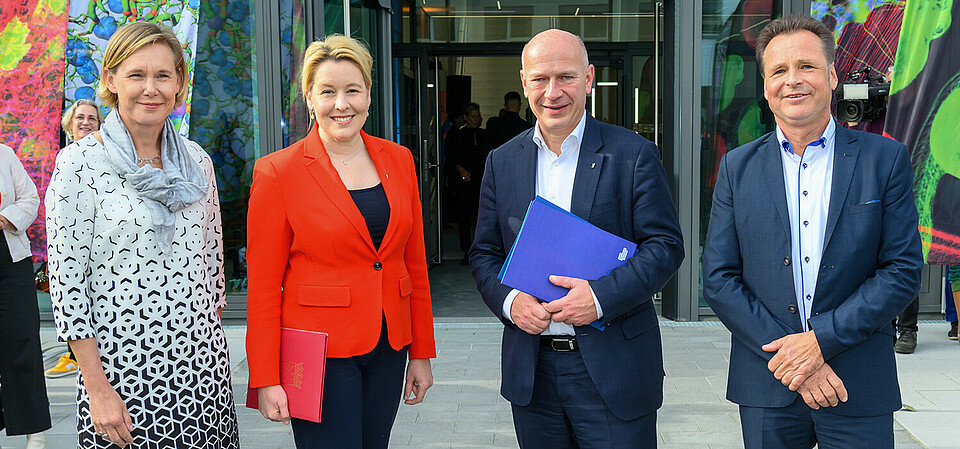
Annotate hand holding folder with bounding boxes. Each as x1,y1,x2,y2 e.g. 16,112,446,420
498,196,638,330
247,328,328,423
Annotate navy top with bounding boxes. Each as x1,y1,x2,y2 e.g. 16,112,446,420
349,183,390,250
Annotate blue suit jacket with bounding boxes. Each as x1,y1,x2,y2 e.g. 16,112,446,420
702,126,922,416
469,115,684,420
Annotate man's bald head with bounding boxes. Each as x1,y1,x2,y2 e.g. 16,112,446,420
522,29,589,72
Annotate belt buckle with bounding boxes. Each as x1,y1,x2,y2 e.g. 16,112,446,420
551,338,575,352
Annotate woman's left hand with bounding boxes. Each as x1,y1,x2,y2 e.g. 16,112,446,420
403,358,433,405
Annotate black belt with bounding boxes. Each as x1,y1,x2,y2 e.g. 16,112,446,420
540,336,578,352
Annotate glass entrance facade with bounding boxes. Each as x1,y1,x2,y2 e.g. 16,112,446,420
33,0,815,321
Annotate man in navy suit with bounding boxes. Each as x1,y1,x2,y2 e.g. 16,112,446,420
469,29,684,448
702,16,922,449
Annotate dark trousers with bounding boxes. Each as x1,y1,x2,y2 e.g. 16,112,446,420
893,296,920,333
0,238,51,435
511,348,657,449
291,320,407,449
740,397,893,449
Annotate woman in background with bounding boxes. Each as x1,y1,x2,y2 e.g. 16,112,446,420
0,143,50,448
246,34,436,449
45,98,105,380
60,98,103,144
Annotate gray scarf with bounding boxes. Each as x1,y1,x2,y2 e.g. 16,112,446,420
100,110,208,254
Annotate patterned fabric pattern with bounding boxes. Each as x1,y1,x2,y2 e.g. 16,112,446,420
46,135,238,448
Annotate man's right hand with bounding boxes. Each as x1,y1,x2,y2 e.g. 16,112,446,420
258,385,291,424
797,362,847,410
511,292,551,335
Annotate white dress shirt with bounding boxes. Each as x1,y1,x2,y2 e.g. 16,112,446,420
777,119,836,331
502,113,604,335
0,143,40,263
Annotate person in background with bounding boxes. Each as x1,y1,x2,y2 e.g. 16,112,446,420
44,98,105,380
0,143,50,449
246,34,435,449
947,265,959,341
60,98,103,144
446,102,486,264
47,22,238,448
485,91,532,150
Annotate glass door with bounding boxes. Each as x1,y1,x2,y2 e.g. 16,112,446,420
394,55,442,265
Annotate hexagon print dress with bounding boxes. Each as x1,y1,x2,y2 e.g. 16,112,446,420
46,136,239,448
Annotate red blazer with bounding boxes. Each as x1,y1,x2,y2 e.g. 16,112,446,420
246,125,436,389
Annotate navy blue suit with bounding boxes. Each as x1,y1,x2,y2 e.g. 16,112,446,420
702,126,922,444
469,115,684,427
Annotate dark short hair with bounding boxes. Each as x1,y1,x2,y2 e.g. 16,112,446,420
462,102,480,116
755,15,835,75
504,91,522,103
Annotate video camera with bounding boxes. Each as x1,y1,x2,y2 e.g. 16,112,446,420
834,68,890,123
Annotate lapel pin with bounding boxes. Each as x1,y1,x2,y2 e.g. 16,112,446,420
385,173,389,179
590,163,596,169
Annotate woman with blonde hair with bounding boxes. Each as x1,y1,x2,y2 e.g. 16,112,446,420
46,22,238,448
246,34,436,448
60,98,103,143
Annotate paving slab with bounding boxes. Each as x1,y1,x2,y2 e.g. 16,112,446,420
4,321,952,448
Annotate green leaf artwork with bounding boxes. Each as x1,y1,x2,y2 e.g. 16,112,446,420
891,0,954,95
0,16,32,71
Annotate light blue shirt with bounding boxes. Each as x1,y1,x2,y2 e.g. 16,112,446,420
502,112,603,335
777,119,836,331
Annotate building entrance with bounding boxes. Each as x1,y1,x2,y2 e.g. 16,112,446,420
394,46,665,266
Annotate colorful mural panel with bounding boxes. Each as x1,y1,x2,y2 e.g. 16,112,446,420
813,0,906,133
65,0,199,137
0,0,68,260
885,0,960,263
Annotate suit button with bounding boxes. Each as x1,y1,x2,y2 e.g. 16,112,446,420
788,305,797,313
784,258,790,266
374,262,383,270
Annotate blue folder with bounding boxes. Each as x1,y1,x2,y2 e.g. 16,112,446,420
498,196,637,330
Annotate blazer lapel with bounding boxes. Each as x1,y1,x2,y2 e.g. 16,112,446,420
302,124,377,253
571,116,604,219
515,135,538,216
821,127,859,253
364,132,402,252
761,135,792,239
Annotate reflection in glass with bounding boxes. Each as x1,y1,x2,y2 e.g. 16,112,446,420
190,0,259,294
699,1,777,305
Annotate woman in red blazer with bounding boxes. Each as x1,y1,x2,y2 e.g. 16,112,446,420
246,35,435,448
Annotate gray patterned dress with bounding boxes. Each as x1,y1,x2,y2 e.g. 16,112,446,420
46,136,239,448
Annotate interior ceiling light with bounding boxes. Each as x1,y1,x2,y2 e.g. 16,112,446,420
575,7,580,15
497,0,502,10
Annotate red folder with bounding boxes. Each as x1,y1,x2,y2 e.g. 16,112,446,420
246,327,328,423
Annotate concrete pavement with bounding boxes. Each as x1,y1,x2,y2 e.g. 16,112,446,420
3,319,956,448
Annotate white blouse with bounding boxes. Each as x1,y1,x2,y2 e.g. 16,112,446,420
0,143,40,263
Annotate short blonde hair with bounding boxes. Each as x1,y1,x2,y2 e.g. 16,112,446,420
60,99,104,140
301,34,373,100
98,22,189,109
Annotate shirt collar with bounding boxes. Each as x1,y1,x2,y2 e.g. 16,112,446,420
532,112,588,157
775,118,836,155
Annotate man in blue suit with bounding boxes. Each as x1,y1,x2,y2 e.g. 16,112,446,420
469,29,684,448
702,16,922,449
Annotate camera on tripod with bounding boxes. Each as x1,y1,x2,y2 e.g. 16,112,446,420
834,68,890,123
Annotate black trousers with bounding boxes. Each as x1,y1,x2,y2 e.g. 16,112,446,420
893,296,920,333
291,318,407,449
0,237,51,435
